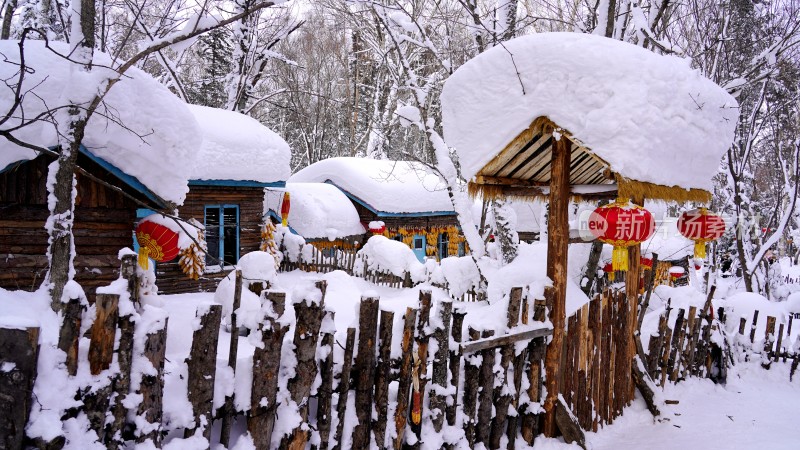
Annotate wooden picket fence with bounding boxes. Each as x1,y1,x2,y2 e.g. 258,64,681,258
280,245,358,275
731,307,800,374
0,256,555,449
557,289,635,432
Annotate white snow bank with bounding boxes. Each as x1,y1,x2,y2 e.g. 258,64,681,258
429,256,481,297
354,235,426,282
0,40,201,204
264,183,365,240
187,105,290,183
441,32,738,192
214,251,277,330
290,157,454,214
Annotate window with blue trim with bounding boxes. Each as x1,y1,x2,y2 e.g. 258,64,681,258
205,205,239,266
438,232,449,259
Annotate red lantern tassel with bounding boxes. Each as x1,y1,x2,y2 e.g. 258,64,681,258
138,246,150,270
612,246,629,272
694,240,707,259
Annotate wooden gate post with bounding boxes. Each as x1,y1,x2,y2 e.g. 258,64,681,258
351,296,379,449
250,292,287,450
135,316,169,447
0,327,39,450
543,133,570,437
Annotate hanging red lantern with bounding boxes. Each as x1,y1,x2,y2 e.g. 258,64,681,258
588,199,655,272
640,256,653,270
677,208,726,259
602,261,615,282
280,191,291,226
135,216,180,270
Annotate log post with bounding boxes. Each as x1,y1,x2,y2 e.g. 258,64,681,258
184,304,222,442
249,291,287,450
333,328,356,450
89,293,120,375
107,308,136,449
392,308,418,450
446,308,466,427
476,329,496,444
462,328,482,448
749,310,760,343
543,135,570,437
429,300,452,433
219,269,243,448
0,327,39,450
58,296,83,376
520,335,546,444
372,310,394,448
775,323,785,362
85,293,120,438
623,197,643,404
317,310,336,450
135,317,169,447
281,281,327,450
408,290,432,448
490,287,522,449
351,296,379,449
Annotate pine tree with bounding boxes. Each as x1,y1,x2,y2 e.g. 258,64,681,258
188,27,233,108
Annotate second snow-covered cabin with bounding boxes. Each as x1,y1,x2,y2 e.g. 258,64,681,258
154,105,291,294
291,157,468,262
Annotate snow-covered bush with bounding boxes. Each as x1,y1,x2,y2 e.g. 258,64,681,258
354,235,426,283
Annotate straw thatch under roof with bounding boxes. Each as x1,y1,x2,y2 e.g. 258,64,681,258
468,116,712,204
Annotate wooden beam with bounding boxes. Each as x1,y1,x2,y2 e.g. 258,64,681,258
474,175,548,187
543,136,571,437
460,326,553,354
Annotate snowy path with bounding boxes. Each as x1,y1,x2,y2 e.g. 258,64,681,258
535,361,800,450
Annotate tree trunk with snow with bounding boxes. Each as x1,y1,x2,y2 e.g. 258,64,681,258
492,199,519,264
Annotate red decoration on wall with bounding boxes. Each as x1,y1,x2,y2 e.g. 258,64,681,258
677,208,726,259
135,216,180,269
280,191,291,227
588,199,655,271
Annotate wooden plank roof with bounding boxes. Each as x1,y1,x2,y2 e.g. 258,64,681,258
468,117,711,203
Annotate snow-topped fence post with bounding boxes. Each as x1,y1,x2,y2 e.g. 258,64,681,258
373,309,395,447
134,313,169,446
249,291,288,449
392,308,418,450
351,296,379,449
0,326,40,450
429,299,453,433
333,328,356,450
316,310,337,450
184,304,223,443
278,280,327,449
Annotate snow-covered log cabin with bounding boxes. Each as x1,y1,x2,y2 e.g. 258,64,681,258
154,105,290,294
290,157,467,262
0,40,202,300
264,182,366,249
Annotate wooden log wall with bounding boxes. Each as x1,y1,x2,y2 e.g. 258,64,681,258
0,155,145,299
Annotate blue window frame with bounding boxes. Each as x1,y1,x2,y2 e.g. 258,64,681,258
205,205,240,266
438,232,449,259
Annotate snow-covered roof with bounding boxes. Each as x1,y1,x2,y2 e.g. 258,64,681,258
290,157,455,215
264,183,366,240
187,105,290,184
0,40,201,205
441,33,738,195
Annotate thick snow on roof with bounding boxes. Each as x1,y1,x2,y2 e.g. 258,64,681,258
290,157,454,214
441,33,739,192
265,183,365,239
187,105,290,183
0,40,201,204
